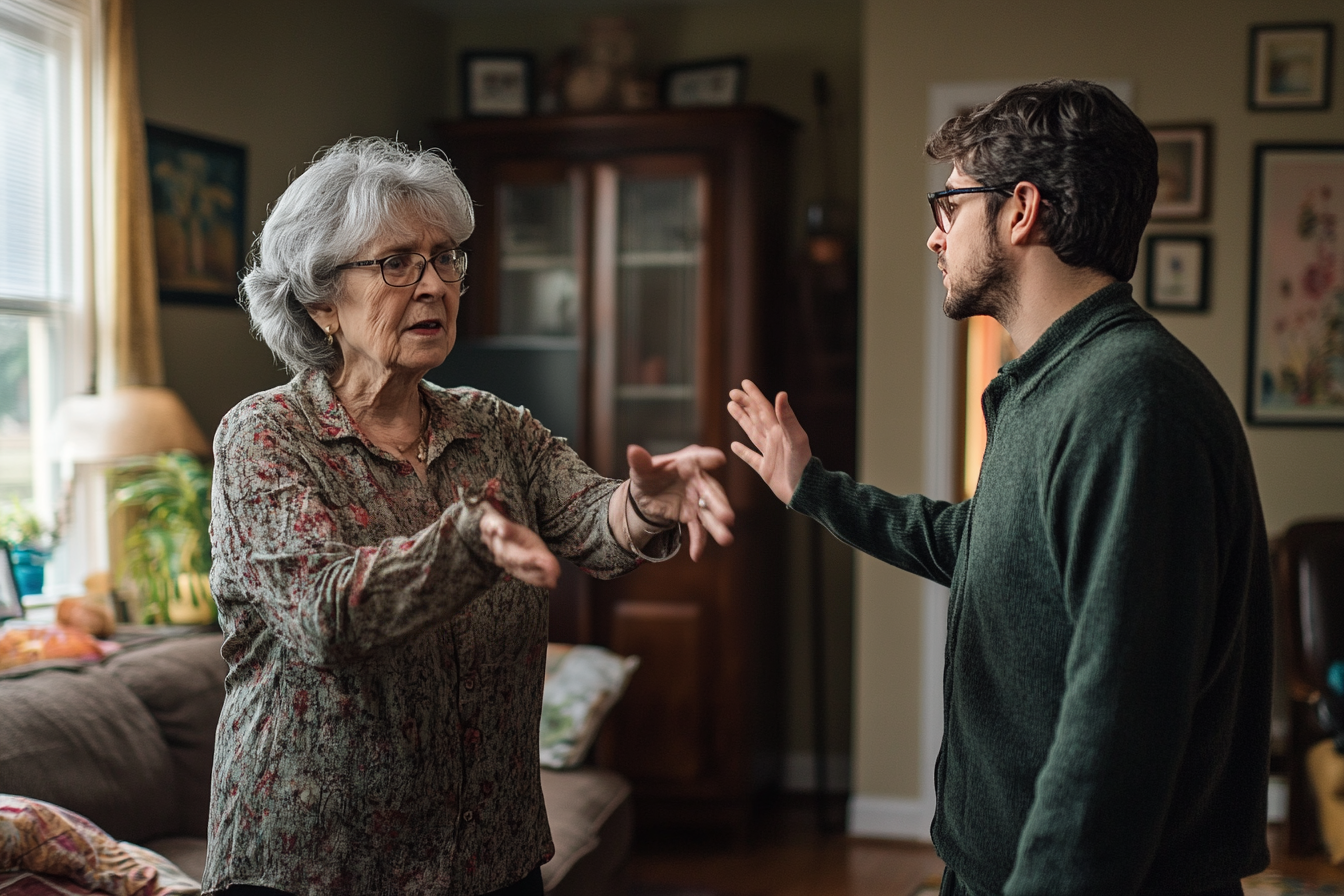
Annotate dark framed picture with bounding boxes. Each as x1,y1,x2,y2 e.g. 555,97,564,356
1150,124,1212,220
1145,235,1210,312
0,542,23,621
660,57,748,108
1249,23,1334,111
1247,144,1344,426
146,124,247,306
461,52,534,117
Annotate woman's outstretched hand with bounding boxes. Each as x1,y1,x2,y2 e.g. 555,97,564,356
727,379,812,505
479,503,560,589
627,444,735,561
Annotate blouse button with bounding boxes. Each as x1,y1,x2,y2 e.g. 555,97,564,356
463,810,474,822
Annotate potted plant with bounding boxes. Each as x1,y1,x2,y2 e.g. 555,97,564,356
0,499,57,597
111,451,214,625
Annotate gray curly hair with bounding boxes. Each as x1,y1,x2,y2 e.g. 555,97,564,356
240,137,475,374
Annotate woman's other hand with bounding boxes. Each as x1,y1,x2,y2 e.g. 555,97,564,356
627,444,735,562
479,503,560,589
727,379,812,505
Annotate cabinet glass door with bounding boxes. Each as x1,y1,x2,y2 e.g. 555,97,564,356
611,173,704,461
498,179,579,336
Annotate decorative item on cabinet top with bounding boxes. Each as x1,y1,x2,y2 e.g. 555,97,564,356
461,51,535,118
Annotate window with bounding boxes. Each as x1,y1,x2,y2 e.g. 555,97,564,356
0,0,93,545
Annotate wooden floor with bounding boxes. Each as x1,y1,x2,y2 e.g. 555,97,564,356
624,798,1344,896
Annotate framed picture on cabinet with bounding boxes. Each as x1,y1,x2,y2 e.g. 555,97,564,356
660,57,748,108
461,51,534,117
1247,143,1344,426
1249,23,1334,110
1145,235,1209,312
146,123,247,306
1150,124,1211,220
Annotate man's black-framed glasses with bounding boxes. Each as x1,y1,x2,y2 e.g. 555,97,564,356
926,184,1017,233
335,249,468,287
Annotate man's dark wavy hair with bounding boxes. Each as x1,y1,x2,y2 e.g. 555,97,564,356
925,79,1158,282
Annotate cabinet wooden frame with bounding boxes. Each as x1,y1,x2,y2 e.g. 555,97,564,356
433,107,797,831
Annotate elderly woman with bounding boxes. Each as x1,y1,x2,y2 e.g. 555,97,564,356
203,138,734,896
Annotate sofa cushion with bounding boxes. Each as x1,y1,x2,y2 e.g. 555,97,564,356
104,636,226,838
539,767,631,895
0,667,175,843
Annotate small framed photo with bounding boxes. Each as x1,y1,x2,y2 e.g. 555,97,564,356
0,543,24,622
660,57,748,108
1150,124,1211,220
1249,23,1334,111
1145,235,1210,313
461,52,534,118
146,124,247,305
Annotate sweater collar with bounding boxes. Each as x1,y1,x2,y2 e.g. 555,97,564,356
998,281,1146,385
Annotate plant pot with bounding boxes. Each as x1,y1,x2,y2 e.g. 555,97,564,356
167,571,216,625
10,548,48,597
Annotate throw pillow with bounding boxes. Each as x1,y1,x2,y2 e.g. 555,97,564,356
539,644,639,769
0,797,197,896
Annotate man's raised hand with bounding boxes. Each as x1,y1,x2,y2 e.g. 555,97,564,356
727,380,812,505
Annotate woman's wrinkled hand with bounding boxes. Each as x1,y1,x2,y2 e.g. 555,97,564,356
627,444,735,561
479,503,560,589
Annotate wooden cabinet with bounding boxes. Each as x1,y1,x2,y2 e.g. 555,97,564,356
431,107,796,830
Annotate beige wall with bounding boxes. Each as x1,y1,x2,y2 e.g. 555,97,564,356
136,0,449,438
857,0,1344,810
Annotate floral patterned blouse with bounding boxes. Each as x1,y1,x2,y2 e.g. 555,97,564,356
202,370,666,896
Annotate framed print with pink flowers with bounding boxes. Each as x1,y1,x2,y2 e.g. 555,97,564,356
1248,144,1344,425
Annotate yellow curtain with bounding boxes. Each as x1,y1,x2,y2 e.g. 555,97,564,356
98,0,163,391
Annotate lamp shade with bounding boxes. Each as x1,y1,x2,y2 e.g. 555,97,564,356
51,386,210,464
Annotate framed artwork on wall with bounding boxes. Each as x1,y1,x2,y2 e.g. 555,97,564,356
660,57,748,108
461,52,534,117
1249,23,1334,111
1150,124,1211,220
146,124,247,306
1145,235,1210,312
1247,143,1344,426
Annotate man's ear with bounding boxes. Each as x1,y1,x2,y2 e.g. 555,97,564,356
1005,182,1048,247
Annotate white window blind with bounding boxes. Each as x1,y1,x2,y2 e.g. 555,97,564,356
0,0,91,554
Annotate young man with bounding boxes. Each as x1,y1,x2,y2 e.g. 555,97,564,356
729,80,1272,895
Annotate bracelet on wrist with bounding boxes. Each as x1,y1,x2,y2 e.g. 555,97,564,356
620,481,681,562
627,481,675,532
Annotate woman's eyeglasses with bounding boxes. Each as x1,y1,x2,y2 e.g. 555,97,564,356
335,249,468,286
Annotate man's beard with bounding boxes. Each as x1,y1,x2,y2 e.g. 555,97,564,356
941,225,1018,323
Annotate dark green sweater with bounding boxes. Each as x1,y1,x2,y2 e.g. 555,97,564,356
791,284,1272,895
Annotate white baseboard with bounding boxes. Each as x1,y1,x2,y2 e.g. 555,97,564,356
783,751,851,793
847,794,934,841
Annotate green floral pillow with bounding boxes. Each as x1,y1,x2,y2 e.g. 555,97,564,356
539,644,639,769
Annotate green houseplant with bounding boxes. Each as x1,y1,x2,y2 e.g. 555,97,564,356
112,450,214,624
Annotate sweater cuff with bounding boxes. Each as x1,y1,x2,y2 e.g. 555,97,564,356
787,456,831,517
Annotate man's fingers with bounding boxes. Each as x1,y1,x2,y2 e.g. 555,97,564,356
730,440,764,473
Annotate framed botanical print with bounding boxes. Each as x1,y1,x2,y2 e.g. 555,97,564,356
1247,144,1344,425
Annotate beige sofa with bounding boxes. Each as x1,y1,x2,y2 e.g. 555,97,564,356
0,632,631,895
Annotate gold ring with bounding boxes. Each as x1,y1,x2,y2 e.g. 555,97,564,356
698,498,707,510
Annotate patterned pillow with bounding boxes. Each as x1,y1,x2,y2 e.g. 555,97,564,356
0,797,197,896
539,644,639,769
